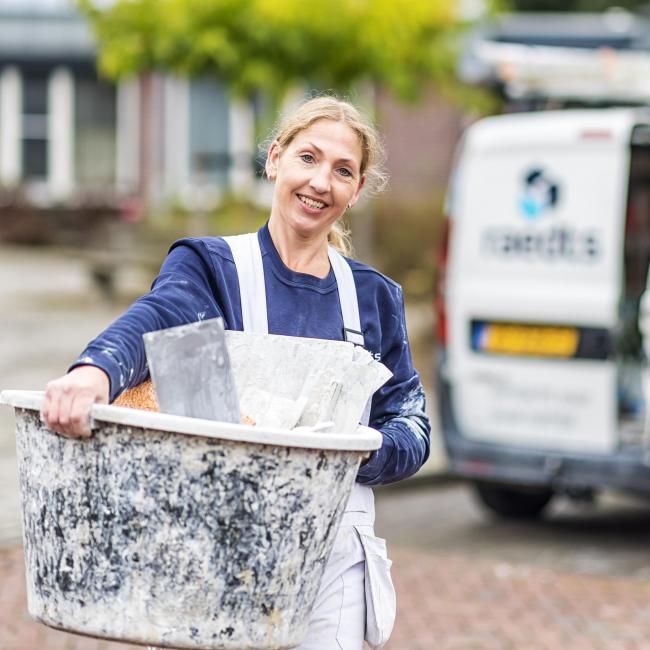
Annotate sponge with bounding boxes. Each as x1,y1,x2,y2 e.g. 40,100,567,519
113,380,159,412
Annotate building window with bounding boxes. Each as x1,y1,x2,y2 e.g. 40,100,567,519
74,76,116,186
23,74,47,115
21,73,48,181
189,78,229,188
23,138,47,178
252,91,269,178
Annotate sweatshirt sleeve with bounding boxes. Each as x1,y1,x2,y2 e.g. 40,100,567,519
356,287,431,486
69,239,229,402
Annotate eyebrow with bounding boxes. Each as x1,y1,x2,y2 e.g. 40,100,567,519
304,142,359,169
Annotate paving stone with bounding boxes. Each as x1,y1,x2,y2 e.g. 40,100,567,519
3,544,650,649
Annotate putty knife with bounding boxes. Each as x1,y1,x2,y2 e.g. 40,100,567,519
143,318,240,422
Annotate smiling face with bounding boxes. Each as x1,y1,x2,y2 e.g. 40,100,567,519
266,118,365,244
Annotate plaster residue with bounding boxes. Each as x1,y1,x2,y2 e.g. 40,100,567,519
225,331,392,434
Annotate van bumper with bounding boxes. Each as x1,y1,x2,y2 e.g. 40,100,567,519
437,372,650,494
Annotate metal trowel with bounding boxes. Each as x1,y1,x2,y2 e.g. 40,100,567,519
143,317,240,422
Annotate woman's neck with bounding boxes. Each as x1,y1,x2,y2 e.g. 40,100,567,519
268,219,331,278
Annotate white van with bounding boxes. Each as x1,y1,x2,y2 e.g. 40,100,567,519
436,107,650,517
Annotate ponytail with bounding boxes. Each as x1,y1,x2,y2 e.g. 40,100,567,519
328,219,353,257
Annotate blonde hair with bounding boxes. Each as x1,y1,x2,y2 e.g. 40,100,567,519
268,95,388,256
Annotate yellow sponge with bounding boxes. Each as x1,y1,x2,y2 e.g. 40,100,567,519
113,379,160,412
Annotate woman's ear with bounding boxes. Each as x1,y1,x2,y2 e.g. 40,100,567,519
347,174,366,209
265,140,281,181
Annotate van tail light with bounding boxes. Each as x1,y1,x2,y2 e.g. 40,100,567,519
434,218,451,348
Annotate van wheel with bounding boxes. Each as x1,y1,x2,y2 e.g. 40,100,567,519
473,482,554,519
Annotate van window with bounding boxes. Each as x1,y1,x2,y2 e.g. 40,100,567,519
619,132,650,424
622,139,650,352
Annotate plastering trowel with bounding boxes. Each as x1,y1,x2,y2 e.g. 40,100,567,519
143,317,240,422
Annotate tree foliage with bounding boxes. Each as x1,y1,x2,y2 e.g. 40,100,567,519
78,0,496,106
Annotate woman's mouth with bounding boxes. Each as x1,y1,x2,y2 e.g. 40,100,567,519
297,194,327,210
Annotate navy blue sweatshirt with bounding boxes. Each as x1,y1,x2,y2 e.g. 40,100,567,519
72,224,430,486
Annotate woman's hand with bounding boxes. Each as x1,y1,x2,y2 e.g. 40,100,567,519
42,366,110,438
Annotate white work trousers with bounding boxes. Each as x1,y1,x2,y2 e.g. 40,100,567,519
296,523,369,649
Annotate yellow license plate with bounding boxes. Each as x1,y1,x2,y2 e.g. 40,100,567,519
480,324,579,357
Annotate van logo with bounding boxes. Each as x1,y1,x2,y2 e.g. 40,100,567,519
520,168,559,220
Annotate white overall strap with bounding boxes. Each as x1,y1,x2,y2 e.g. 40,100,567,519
222,233,269,334
327,246,365,347
327,247,373,429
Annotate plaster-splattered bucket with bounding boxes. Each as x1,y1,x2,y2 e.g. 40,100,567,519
0,390,381,650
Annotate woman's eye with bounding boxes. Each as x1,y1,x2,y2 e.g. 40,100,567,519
338,168,353,178
300,154,314,163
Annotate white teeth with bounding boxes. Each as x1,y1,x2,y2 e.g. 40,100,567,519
299,195,326,209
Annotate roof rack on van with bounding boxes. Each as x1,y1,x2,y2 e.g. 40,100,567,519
461,10,650,105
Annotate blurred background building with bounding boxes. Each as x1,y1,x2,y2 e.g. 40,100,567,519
0,0,468,216
0,1,263,209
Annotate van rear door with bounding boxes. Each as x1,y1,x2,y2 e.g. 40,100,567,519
446,109,637,454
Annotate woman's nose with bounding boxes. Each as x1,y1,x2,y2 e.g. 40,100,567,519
309,165,330,193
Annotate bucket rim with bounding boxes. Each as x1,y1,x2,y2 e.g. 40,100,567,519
0,390,382,452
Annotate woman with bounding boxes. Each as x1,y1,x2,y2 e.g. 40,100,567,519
43,96,430,649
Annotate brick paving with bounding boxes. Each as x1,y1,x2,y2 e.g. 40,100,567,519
387,549,650,650
2,544,650,650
